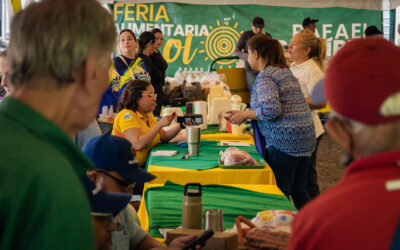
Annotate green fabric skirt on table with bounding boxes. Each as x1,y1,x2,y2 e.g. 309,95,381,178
144,181,296,237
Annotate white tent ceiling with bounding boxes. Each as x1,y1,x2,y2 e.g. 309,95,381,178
101,0,400,11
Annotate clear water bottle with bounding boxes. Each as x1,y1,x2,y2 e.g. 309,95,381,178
174,67,182,78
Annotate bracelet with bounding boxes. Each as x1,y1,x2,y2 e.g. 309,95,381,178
179,123,185,129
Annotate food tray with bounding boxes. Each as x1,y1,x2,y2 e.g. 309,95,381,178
218,159,266,169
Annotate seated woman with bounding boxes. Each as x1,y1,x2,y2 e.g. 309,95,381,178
112,79,189,168
226,35,315,210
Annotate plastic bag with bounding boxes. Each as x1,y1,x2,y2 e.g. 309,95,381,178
227,210,297,234
219,147,258,166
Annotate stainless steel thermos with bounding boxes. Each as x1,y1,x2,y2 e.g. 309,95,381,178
182,183,202,229
204,209,223,232
186,126,201,156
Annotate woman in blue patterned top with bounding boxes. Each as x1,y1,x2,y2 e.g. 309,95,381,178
226,35,315,209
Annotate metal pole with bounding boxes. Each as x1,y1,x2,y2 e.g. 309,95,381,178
1,0,5,38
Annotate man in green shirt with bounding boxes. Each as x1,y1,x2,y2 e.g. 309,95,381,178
0,0,116,249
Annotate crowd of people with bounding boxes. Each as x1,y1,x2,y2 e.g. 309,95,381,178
0,0,399,249
100,28,168,118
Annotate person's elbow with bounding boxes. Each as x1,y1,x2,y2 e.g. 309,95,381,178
257,106,282,120
130,141,146,151
126,136,147,151
159,130,169,143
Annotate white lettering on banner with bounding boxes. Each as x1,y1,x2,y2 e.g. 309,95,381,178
322,24,333,38
335,24,349,40
290,23,368,57
351,23,367,38
199,25,209,36
185,25,195,35
174,25,184,36
119,23,209,37
352,23,362,38
132,23,146,34
333,40,346,53
146,23,154,30
164,24,174,36
293,24,303,34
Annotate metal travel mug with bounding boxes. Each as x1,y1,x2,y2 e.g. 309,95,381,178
186,126,201,156
204,209,223,232
182,183,202,229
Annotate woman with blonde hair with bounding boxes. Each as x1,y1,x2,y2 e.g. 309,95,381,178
288,29,326,199
227,35,315,209
98,29,150,116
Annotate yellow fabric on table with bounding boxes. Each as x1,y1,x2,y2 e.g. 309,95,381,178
112,109,159,166
137,184,284,233
201,132,254,144
146,131,275,187
146,165,275,185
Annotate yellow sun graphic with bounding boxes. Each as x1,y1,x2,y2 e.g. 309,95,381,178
199,19,243,69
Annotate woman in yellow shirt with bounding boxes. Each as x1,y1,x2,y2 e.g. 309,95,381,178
112,79,187,167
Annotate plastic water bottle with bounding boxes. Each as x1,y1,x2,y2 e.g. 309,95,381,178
174,67,182,79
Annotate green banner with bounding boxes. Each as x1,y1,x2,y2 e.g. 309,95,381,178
113,3,381,76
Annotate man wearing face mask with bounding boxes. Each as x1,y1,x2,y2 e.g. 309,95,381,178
234,17,271,92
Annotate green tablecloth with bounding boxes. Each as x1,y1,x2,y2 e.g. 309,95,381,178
145,181,296,238
200,124,220,135
147,140,263,170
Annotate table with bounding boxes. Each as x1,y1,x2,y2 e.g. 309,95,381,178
138,182,295,238
145,134,275,185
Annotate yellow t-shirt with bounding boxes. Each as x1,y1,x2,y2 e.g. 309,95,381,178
112,109,160,167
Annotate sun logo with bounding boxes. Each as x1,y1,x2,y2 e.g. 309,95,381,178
199,19,243,69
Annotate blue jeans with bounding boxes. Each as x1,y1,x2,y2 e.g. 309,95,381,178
265,146,311,209
245,71,258,93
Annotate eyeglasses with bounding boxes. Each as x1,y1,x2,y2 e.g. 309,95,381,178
142,93,157,99
91,212,122,231
97,169,136,193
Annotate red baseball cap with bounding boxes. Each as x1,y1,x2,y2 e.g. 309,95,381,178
324,38,400,125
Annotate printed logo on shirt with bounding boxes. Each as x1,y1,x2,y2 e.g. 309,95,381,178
124,112,132,120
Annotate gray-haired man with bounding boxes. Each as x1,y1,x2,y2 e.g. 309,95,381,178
0,0,116,249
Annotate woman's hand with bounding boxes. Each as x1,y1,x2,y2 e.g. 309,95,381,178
180,118,197,129
224,110,238,122
158,115,174,127
226,110,247,125
244,227,291,250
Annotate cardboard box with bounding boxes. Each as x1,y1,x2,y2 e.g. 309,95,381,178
165,228,240,250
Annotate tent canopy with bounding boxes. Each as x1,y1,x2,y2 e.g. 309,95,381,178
101,0,400,11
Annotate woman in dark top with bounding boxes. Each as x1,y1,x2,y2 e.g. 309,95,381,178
99,29,149,116
150,28,168,84
138,31,164,116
